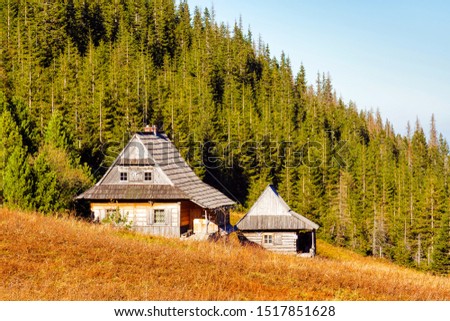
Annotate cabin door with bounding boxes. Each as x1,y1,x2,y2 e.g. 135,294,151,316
296,231,313,253
189,208,202,229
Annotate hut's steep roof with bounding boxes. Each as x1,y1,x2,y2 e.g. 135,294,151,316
77,132,235,209
236,185,319,231
137,133,235,209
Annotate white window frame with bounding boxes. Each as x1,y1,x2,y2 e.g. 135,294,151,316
263,233,273,245
153,209,166,225
144,171,152,182
120,172,128,181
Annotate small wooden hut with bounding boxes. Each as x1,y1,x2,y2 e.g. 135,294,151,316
76,126,235,238
236,185,319,256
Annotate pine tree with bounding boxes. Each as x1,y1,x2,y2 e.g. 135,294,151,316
410,120,429,266
33,150,60,213
431,212,450,274
0,108,23,199
10,97,38,153
245,166,272,209
39,111,93,210
3,144,33,209
0,91,7,113
45,110,74,153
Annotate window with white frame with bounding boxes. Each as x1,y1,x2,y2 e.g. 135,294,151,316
120,172,128,181
144,172,152,181
154,209,166,224
263,233,273,244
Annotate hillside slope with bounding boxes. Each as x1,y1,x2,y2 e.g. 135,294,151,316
1,209,449,300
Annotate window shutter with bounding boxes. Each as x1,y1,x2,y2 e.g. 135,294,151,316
166,209,171,225
171,208,178,226
148,209,153,225
274,234,282,245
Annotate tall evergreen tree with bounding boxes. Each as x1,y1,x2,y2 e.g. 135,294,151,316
45,110,75,153
431,211,450,274
3,144,33,209
33,150,60,213
0,108,22,198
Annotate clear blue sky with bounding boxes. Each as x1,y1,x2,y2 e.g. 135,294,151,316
186,0,450,141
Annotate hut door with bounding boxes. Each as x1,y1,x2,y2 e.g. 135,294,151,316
189,208,202,229
297,231,313,253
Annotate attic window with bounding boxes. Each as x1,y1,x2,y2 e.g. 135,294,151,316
144,172,152,181
120,172,128,181
263,234,273,244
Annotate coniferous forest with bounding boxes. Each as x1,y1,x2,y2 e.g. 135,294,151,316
0,0,449,273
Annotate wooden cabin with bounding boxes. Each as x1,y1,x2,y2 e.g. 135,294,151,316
76,126,235,238
236,185,319,256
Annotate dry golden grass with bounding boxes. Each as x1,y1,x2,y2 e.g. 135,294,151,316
1,208,449,301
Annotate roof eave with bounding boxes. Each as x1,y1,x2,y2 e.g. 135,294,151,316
190,198,235,210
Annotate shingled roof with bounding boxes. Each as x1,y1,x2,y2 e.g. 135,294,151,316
77,132,235,209
236,185,319,231
76,184,189,200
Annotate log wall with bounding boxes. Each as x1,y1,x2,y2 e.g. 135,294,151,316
242,231,298,253
91,202,181,237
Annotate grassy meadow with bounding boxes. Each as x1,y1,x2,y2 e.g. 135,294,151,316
1,208,449,300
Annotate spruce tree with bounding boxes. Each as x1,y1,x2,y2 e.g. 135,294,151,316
39,113,93,210
0,109,23,200
45,110,74,151
431,212,450,274
33,150,60,213
10,97,39,154
3,145,33,209
0,91,7,113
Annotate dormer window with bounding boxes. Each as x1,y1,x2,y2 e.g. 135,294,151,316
117,167,154,183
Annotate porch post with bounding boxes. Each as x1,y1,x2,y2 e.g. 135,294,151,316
311,230,316,257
